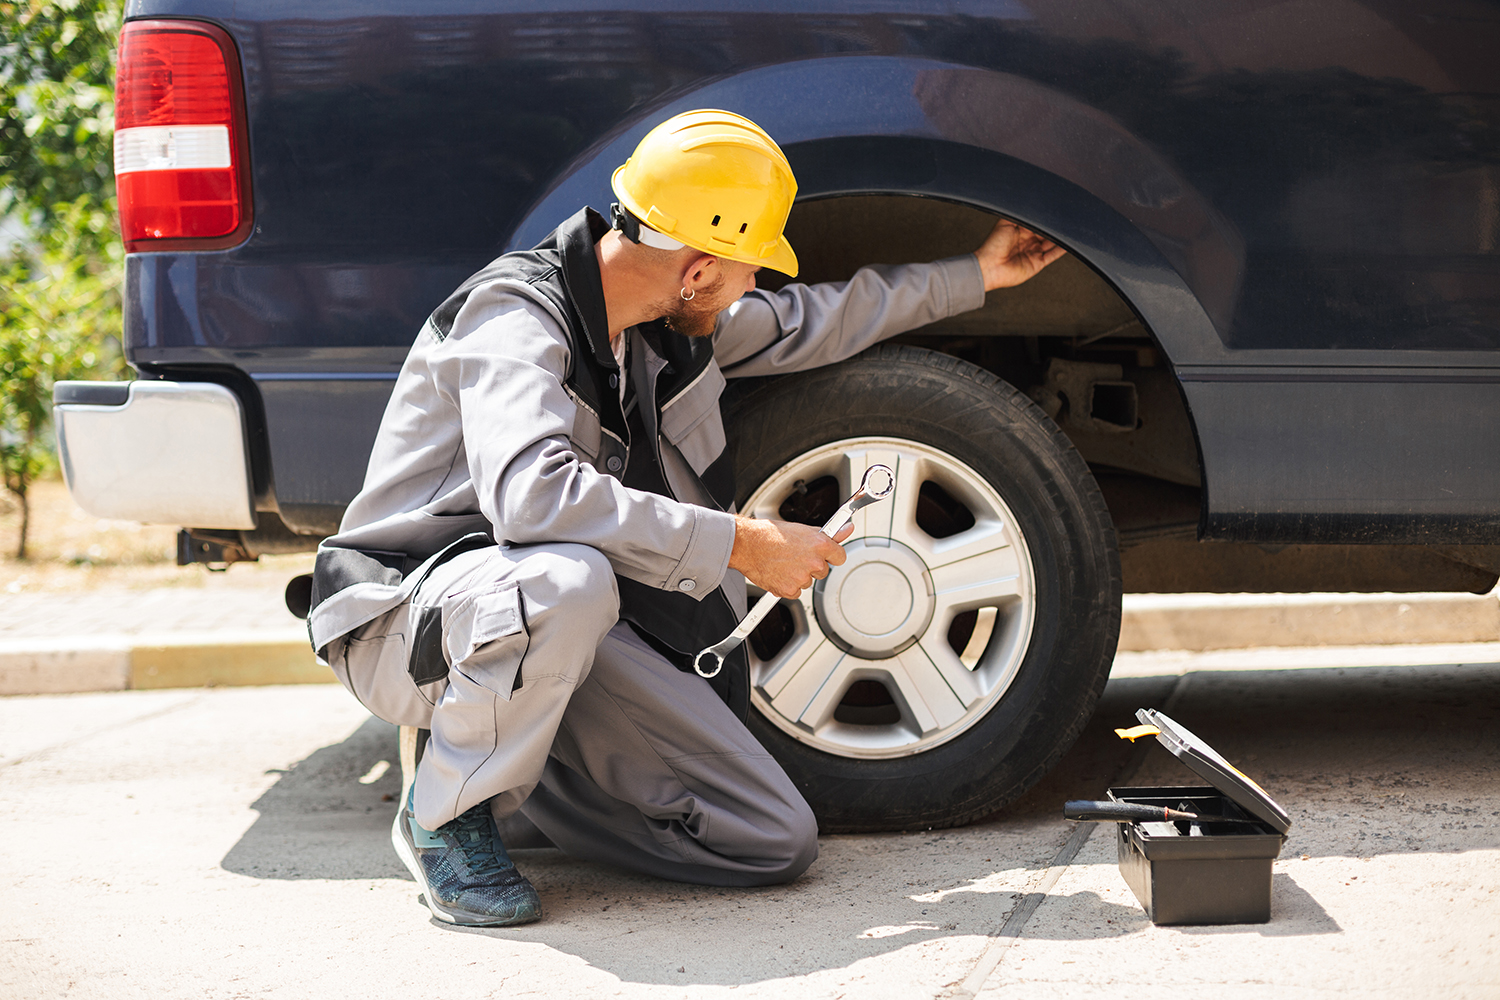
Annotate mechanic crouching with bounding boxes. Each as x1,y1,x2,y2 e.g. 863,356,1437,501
305,109,1064,927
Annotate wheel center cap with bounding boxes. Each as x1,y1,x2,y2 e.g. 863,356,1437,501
813,538,934,659
841,563,913,634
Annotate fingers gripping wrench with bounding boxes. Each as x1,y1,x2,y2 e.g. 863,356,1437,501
693,464,896,679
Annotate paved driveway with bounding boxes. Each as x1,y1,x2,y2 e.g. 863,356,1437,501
3,645,1497,999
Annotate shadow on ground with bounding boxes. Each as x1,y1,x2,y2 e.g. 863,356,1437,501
221,715,407,881
219,657,1498,985
219,674,1173,884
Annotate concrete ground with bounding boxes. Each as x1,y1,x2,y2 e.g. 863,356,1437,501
3,643,1497,999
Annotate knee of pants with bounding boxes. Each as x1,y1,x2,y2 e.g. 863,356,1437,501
516,543,619,637
750,795,821,885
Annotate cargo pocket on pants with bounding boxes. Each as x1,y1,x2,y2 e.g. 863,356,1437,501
442,580,530,699
335,617,443,727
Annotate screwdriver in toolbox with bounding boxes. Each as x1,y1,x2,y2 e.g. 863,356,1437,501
1063,800,1240,824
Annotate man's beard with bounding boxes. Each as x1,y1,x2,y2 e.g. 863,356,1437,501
662,273,725,339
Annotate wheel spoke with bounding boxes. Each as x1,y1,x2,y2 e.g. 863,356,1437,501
889,645,969,733
929,544,1024,618
881,452,928,544
794,654,860,730
828,445,904,541
917,638,986,707
759,635,848,722
915,517,1014,569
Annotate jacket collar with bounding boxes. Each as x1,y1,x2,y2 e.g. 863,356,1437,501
554,205,716,403
556,207,617,371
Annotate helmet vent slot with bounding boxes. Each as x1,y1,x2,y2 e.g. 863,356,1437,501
739,222,748,233
711,215,721,227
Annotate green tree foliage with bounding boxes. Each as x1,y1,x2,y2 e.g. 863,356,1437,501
1,200,125,557
1,1,124,557
1,0,120,235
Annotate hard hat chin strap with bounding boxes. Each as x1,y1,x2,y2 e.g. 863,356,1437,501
611,202,686,252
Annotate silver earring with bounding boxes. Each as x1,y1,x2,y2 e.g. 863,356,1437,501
679,286,695,301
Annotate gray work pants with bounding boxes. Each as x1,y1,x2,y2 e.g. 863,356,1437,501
329,541,818,887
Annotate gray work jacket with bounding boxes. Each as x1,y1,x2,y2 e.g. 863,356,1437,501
307,208,986,667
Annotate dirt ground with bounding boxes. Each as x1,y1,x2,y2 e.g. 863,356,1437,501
0,475,312,594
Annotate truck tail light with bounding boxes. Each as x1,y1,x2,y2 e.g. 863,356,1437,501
115,20,252,251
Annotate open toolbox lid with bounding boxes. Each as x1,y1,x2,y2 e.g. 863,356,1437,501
1136,708,1292,834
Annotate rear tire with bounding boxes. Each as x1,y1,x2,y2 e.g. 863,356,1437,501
724,345,1121,833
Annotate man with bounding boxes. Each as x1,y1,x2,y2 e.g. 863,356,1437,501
307,110,1063,927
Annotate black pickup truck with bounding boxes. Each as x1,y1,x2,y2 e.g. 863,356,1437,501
55,1,1500,831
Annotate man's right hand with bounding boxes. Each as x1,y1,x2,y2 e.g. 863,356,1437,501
728,516,852,599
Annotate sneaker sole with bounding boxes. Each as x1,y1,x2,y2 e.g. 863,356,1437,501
389,806,541,928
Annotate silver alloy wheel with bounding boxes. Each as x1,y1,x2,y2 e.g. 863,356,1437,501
742,437,1037,759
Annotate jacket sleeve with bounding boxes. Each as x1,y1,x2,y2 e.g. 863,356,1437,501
431,284,736,598
712,254,987,377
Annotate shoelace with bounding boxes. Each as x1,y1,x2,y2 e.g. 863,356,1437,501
442,806,516,881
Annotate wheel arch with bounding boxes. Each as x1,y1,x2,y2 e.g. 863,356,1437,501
505,55,1238,370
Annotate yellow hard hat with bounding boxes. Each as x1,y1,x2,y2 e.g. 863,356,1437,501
611,109,799,276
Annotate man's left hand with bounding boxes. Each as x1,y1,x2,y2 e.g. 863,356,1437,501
974,218,1066,291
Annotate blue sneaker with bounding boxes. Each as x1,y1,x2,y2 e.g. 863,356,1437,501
391,786,542,926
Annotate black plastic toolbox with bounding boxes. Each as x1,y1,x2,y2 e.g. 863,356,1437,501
1109,709,1291,925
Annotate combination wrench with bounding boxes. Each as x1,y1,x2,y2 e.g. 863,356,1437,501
694,464,896,678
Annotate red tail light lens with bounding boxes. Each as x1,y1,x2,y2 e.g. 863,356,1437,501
115,20,251,250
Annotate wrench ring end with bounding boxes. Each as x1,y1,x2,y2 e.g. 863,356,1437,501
694,649,724,678
862,464,895,500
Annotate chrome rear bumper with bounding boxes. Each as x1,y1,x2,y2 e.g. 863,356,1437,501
53,380,256,529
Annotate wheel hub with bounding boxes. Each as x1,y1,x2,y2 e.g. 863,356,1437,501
813,539,934,659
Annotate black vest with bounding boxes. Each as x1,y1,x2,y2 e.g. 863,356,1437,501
429,208,750,718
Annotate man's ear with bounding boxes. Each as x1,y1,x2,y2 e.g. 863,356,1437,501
681,253,719,291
